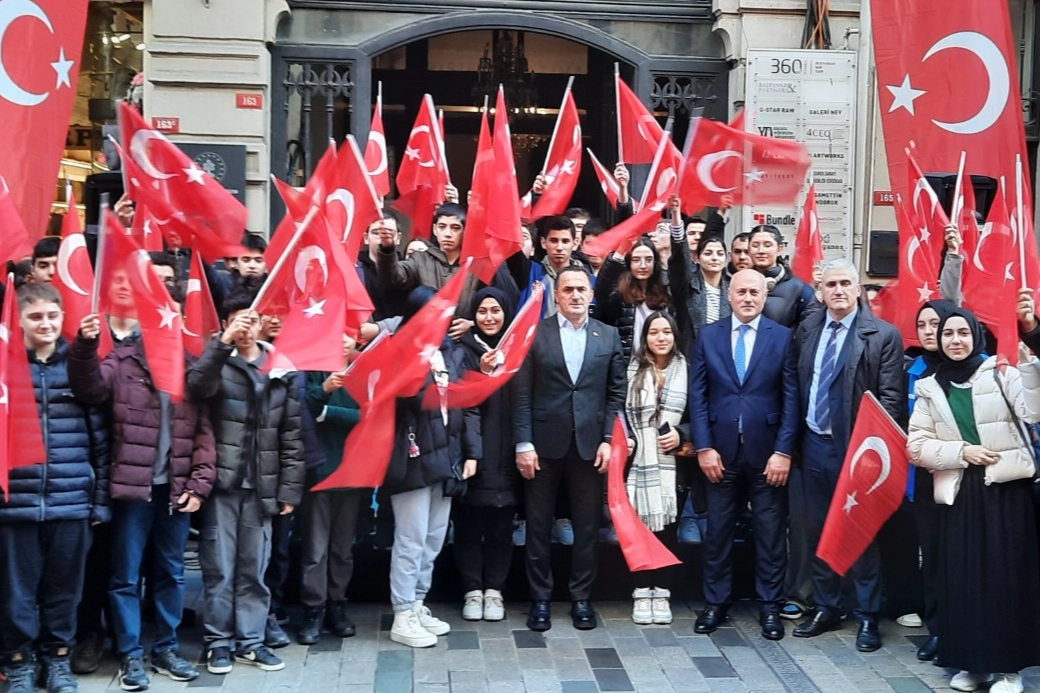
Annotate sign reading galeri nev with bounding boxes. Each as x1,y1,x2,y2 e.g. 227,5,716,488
742,50,858,263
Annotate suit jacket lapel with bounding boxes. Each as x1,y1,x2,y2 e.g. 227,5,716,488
574,321,598,385
719,322,741,386
742,321,770,384
544,318,572,385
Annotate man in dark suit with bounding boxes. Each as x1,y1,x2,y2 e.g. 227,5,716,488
514,266,627,632
791,259,905,652
689,269,800,641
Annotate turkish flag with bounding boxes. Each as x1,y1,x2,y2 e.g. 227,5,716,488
606,415,682,571
637,134,682,213
892,195,941,345
461,89,523,284
530,89,582,219
676,117,810,212
183,250,221,357
103,211,186,402
906,147,948,259
817,392,909,576
616,76,664,165
0,274,48,497
994,222,1021,367
365,91,391,198
588,149,621,209
312,397,396,491
871,0,1030,208
53,190,114,357
957,166,980,263
327,136,382,262
119,103,247,262
581,201,666,259
131,203,165,253
116,140,193,250
0,0,88,241
396,94,449,199
792,184,824,285
963,184,1014,326
423,287,544,410
0,181,32,265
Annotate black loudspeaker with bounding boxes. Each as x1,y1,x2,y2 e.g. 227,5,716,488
867,230,899,278
923,173,999,220
82,171,125,265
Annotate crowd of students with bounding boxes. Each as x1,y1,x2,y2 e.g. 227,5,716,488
2,165,1040,693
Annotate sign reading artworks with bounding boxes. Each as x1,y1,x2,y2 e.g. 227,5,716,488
742,49,858,262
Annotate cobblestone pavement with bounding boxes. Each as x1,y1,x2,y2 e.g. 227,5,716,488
74,577,1040,693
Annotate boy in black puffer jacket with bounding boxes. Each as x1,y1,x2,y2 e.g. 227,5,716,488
0,284,110,693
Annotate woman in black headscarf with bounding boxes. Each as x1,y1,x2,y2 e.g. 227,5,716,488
452,286,522,623
908,307,1040,693
900,299,957,660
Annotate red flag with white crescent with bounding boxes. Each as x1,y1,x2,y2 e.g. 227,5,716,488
0,180,31,265
791,184,824,285
817,392,908,576
530,89,582,220
963,184,1013,327
871,0,1031,208
0,0,88,241
606,415,682,571
131,203,165,253
364,91,391,198
892,195,941,345
616,76,664,165
183,250,221,357
328,136,382,262
587,149,620,209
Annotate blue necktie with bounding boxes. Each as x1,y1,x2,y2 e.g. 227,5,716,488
735,323,751,383
814,321,842,433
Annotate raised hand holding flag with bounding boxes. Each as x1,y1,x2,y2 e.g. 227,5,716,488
530,81,582,219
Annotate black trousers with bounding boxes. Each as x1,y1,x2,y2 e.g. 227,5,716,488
803,430,882,619
703,444,787,611
0,520,91,657
454,504,516,593
77,522,111,638
299,488,364,608
524,440,603,601
264,513,292,615
913,467,941,634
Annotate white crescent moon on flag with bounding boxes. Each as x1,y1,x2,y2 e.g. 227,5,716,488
655,167,677,198
571,125,581,147
410,125,436,168
923,31,1011,135
696,151,742,194
907,235,923,279
0,0,52,107
367,130,388,176
182,278,201,337
809,212,819,241
326,188,356,244
635,114,658,141
133,250,159,301
57,234,88,296
973,221,993,272
294,245,328,293
130,129,177,181
849,435,892,495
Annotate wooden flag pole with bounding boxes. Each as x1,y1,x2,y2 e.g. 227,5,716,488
614,63,624,165
249,205,320,312
542,76,576,175
1017,156,1028,290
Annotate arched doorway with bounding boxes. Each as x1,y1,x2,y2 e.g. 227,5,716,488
269,10,728,231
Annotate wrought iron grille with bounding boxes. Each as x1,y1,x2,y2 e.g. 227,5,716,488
280,61,354,186
650,74,718,119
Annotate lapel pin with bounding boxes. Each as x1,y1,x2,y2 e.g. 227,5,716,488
593,331,599,337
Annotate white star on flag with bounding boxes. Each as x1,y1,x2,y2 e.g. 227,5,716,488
52,47,74,89
405,147,421,161
0,382,8,408
843,491,859,514
561,160,576,175
917,282,936,302
886,74,926,116
157,302,180,329
744,168,764,184
918,224,931,246
183,165,206,185
303,298,326,317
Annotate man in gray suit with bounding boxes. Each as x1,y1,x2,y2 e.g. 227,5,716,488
514,267,627,632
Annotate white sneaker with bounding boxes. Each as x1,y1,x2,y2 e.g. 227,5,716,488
390,610,437,648
462,591,484,621
991,673,1024,693
651,588,673,625
950,671,994,692
483,589,505,621
632,588,653,624
896,613,923,627
415,603,451,636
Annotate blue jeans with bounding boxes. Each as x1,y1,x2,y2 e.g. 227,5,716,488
109,485,191,658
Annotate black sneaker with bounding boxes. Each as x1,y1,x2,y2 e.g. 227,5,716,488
264,615,290,649
150,650,198,682
4,653,37,693
326,601,356,638
297,608,323,646
205,647,233,675
235,646,285,672
118,656,150,692
70,632,102,675
41,650,77,693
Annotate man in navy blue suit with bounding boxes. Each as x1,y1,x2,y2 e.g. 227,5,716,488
689,269,800,641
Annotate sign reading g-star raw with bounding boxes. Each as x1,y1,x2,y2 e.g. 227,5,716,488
742,50,858,263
